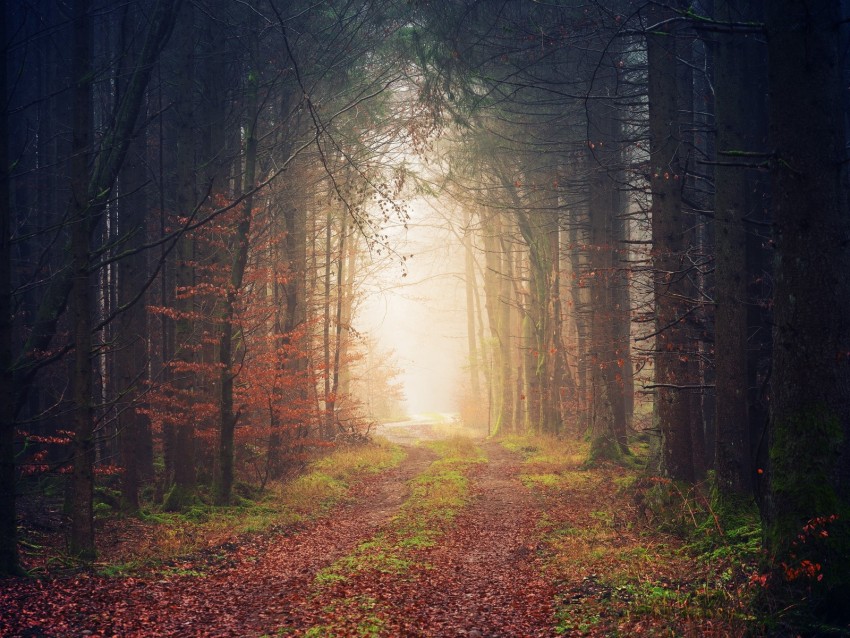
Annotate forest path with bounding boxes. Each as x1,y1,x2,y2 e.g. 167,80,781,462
274,440,555,637
2,438,748,637
1,445,439,637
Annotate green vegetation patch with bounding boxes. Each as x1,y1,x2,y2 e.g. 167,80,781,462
499,434,589,471
87,441,406,577
313,438,483,591
290,437,485,636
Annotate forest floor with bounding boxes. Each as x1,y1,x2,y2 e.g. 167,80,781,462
2,433,764,637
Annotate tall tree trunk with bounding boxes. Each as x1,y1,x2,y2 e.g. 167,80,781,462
549,214,573,432
463,211,483,420
765,0,850,610
322,207,334,439
68,0,96,561
116,104,152,512
499,229,516,433
326,211,348,437
568,206,590,434
647,8,695,481
586,94,627,456
217,66,258,505
713,0,766,497
0,0,21,576
481,209,511,434
169,1,196,496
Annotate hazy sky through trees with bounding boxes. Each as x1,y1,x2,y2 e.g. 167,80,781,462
360,198,469,415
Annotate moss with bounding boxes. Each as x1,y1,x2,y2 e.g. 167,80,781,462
766,404,850,621
586,433,622,466
769,406,842,534
162,484,198,513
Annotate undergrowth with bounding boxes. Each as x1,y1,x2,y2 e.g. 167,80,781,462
313,436,483,587
503,433,760,635
20,439,406,577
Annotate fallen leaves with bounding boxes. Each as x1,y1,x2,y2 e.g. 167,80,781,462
1,438,751,637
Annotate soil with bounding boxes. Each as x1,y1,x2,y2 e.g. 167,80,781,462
1,446,443,637
0,439,751,637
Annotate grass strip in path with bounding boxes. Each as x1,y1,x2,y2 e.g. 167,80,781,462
274,438,557,637
268,435,486,637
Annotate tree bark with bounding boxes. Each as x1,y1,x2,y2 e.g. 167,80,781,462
713,0,766,497
0,0,21,576
463,211,483,419
169,1,196,495
765,0,850,609
647,7,695,481
67,0,96,561
217,65,258,505
586,93,628,456
115,108,152,512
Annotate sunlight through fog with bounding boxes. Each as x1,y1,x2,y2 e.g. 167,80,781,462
359,197,468,415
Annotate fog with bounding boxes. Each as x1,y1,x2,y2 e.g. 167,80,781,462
359,198,469,416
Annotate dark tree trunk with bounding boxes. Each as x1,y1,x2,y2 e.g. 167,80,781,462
217,66,258,505
169,1,196,495
765,0,850,610
713,0,767,497
0,0,21,576
647,7,695,481
68,0,96,561
116,119,152,512
568,206,590,434
586,92,628,456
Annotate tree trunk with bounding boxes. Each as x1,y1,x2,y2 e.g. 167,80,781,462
115,106,152,512
568,206,590,434
0,0,21,576
713,0,766,497
586,94,627,456
481,209,511,434
765,0,850,611
169,1,196,496
463,211,483,421
67,0,96,561
647,7,695,481
326,210,348,438
217,66,257,505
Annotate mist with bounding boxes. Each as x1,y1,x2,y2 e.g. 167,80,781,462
359,198,469,416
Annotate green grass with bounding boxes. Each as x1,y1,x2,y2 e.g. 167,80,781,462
87,440,406,576
313,438,482,590
287,437,485,636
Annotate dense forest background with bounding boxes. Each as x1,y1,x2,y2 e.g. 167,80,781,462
2,0,849,624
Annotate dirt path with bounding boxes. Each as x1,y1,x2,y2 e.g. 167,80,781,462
1,446,438,637
380,441,555,636
274,440,555,637
2,441,560,637
0,437,786,636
